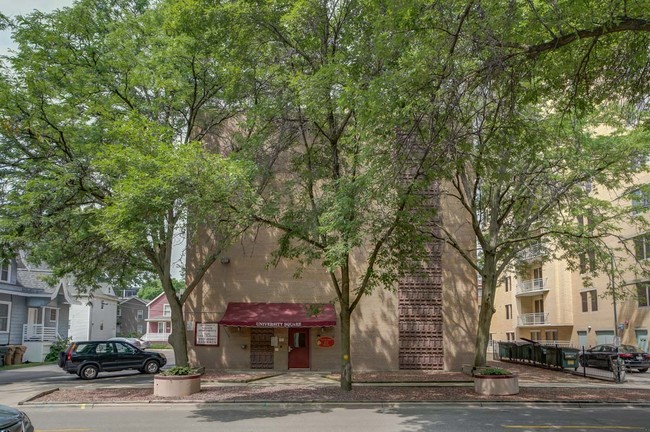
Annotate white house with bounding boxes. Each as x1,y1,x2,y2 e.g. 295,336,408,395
65,280,119,341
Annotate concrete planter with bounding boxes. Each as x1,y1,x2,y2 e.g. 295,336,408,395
473,374,519,396
154,374,201,397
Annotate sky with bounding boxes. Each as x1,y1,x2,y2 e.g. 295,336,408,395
1,0,76,56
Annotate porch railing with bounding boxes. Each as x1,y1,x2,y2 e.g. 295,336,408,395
22,324,58,343
141,332,171,342
516,278,548,295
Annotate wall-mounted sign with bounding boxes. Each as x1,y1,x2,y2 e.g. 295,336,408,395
317,336,335,348
195,322,219,346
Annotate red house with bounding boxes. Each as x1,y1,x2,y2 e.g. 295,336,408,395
141,292,172,343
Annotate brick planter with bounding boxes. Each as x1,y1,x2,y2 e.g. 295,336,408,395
154,374,201,397
473,374,519,396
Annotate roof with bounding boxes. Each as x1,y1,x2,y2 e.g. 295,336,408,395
119,296,148,306
218,303,337,328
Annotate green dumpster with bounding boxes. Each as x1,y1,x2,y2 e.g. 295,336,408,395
545,346,580,369
515,341,533,362
532,344,547,365
499,342,515,360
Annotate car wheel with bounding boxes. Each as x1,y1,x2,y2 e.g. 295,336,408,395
143,360,160,374
80,364,99,380
637,368,648,373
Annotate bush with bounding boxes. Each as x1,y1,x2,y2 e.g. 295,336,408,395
476,366,512,376
160,365,202,376
44,337,71,362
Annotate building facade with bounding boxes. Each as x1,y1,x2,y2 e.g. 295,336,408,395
117,296,148,337
184,187,479,372
490,170,650,352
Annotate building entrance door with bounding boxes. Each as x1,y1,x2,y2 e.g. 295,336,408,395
250,328,274,369
636,329,648,352
288,328,309,368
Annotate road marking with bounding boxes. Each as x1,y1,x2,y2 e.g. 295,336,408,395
503,426,644,430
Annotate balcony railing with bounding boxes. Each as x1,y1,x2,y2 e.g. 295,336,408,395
22,324,58,343
516,278,548,295
517,312,550,326
518,243,545,261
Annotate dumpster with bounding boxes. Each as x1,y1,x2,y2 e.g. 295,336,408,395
532,344,547,365
498,342,515,360
546,346,580,369
515,341,534,362
12,345,27,364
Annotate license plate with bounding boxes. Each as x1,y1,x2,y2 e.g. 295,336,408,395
566,360,575,366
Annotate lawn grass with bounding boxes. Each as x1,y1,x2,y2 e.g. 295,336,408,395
149,343,172,349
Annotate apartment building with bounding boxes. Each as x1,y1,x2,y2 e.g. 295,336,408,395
491,170,650,352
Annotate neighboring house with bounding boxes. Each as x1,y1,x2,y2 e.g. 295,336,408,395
183,186,478,372
491,169,650,352
0,253,73,362
117,296,148,337
66,281,119,342
141,292,172,343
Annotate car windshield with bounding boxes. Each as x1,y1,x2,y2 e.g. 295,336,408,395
618,345,641,353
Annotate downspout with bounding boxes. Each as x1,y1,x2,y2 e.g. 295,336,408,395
87,303,92,340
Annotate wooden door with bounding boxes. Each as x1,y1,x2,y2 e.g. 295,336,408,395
250,328,274,369
288,328,309,368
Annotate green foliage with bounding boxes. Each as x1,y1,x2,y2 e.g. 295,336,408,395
160,365,202,376
137,277,184,300
476,367,512,376
45,337,71,362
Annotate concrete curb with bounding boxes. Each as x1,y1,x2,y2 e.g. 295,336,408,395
18,388,59,405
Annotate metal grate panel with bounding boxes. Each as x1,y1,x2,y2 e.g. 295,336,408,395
250,328,275,369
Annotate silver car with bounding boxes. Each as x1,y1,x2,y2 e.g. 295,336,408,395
108,337,151,349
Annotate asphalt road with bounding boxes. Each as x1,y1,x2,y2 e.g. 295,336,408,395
20,404,650,432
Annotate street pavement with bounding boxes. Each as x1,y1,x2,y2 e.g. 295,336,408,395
18,404,650,432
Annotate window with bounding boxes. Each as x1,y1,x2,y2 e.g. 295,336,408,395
0,261,10,283
530,331,541,341
506,332,515,341
117,307,122,317
49,308,58,322
631,185,650,212
0,302,10,332
136,309,144,320
115,342,135,354
504,276,512,292
581,290,598,312
505,304,512,320
137,324,144,334
163,304,171,317
638,282,650,307
157,322,167,333
545,330,558,342
100,322,104,331
634,234,650,261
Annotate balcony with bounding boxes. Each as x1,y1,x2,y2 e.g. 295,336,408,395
22,324,59,343
517,243,545,261
516,278,549,296
517,312,550,326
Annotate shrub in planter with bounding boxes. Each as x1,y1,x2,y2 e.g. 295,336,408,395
154,366,203,397
473,366,519,396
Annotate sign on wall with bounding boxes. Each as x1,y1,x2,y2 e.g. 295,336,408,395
195,322,219,346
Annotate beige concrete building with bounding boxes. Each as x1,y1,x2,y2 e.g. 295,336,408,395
490,171,650,352
184,187,478,372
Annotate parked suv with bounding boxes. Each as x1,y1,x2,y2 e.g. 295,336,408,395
58,340,166,380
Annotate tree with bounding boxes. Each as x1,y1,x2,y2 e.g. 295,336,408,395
0,0,254,366
137,277,184,301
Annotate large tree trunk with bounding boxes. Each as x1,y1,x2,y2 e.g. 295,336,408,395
339,306,352,391
161,273,189,367
474,254,498,367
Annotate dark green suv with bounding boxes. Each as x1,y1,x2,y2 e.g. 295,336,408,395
58,340,167,379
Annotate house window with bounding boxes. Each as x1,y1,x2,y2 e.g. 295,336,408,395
505,304,512,320
49,308,58,322
638,282,650,307
506,332,515,341
117,307,122,317
581,290,598,312
530,331,541,341
504,276,512,292
163,304,171,317
137,324,143,334
157,322,167,333
100,322,104,331
136,309,144,320
0,302,10,332
634,234,650,261
0,261,10,283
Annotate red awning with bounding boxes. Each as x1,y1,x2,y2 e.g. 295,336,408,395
218,302,337,328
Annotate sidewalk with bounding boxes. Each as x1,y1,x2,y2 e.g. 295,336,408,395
17,361,650,406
